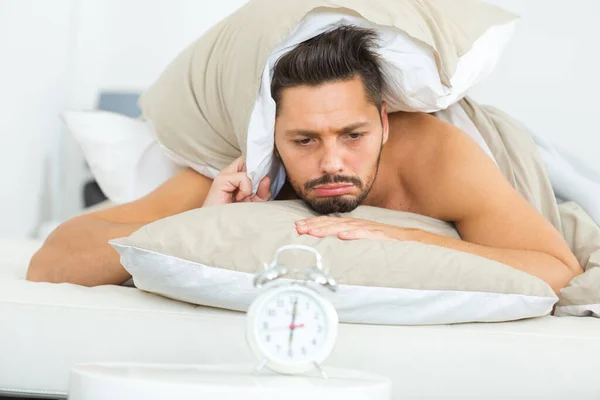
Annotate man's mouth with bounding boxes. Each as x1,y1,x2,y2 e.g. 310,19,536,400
313,184,354,197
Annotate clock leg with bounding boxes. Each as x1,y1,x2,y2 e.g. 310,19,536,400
313,362,329,380
254,358,269,374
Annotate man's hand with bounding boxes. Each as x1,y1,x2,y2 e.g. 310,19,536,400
203,156,272,207
295,214,579,295
295,216,419,241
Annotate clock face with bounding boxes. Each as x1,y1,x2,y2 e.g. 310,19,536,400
255,289,329,364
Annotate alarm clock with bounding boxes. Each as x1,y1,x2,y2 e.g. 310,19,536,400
246,245,338,378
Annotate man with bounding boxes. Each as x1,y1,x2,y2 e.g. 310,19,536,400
27,26,583,294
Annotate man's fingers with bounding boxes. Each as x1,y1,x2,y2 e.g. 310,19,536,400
296,218,363,235
215,171,252,201
296,221,340,235
295,217,338,230
294,216,403,241
338,228,396,241
299,222,353,237
298,216,340,224
254,175,272,201
337,228,375,240
233,173,254,202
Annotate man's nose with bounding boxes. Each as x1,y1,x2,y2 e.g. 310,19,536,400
319,143,344,175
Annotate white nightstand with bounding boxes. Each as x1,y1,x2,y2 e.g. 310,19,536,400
68,363,391,400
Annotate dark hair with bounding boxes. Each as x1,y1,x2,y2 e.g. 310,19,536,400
271,25,384,115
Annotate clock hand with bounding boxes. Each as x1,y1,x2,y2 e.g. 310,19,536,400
289,298,298,349
268,324,304,331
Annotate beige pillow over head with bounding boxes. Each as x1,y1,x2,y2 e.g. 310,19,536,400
111,200,556,325
138,0,518,178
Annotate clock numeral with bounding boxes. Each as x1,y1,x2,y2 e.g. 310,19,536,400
305,302,310,310
276,345,281,352
317,325,323,333
314,312,319,320
262,322,269,330
301,346,307,356
265,335,271,343
289,295,299,304
288,349,293,358
276,299,284,308
312,338,317,346
267,309,276,317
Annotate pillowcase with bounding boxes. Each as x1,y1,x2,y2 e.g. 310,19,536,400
554,201,600,318
110,200,556,326
62,110,182,204
138,0,519,197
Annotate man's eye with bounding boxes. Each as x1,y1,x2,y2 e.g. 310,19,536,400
347,133,364,140
295,138,313,146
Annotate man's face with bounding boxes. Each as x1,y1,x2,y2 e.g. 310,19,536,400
274,76,389,214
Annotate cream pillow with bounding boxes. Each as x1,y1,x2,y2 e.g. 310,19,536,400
110,201,556,326
139,0,519,195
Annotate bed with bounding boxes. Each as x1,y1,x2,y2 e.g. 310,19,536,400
1,237,599,399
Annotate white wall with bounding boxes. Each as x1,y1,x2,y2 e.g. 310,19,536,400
472,0,600,166
0,0,76,238
67,0,250,109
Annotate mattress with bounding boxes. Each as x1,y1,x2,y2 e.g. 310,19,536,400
1,238,600,399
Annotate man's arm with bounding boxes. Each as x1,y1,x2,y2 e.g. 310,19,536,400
27,168,213,286
410,114,583,294
27,156,273,287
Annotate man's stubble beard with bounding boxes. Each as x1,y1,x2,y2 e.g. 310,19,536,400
282,144,383,215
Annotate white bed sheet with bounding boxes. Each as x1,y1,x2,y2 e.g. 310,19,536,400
1,238,600,399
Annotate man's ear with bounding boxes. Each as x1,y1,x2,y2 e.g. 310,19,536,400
381,101,389,145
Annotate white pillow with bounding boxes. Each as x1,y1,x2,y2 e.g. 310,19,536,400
62,111,182,204
245,9,518,194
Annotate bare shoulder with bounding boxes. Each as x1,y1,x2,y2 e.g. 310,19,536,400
388,111,469,158
387,111,500,220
